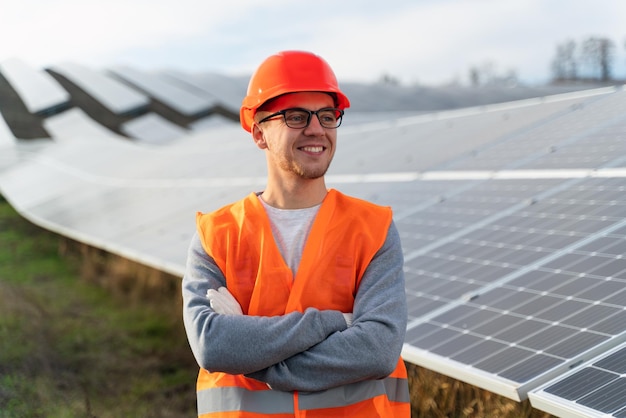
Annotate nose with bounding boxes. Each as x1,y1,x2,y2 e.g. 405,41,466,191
304,113,326,135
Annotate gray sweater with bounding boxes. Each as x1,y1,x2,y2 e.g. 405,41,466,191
182,221,407,393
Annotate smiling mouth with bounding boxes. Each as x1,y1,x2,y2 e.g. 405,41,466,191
300,146,324,153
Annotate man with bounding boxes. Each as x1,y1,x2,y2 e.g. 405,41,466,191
182,50,410,417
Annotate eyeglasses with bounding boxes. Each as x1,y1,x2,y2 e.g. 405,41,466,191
258,107,344,129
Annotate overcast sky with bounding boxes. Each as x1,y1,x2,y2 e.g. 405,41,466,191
1,0,625,86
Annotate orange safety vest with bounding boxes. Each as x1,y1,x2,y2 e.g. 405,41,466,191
195,190,410,417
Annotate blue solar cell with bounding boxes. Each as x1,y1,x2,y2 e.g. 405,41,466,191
595,347,626,374
544,367,615,400
578,378,626,414
499,354,563,382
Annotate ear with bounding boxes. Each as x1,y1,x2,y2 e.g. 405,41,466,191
252,123,268,149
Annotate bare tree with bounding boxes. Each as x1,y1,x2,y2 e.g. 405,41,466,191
581,37,615,81
468,61,517,87
469,67,480,87
379,73,400,86
551,39,577,81
468,61,495,86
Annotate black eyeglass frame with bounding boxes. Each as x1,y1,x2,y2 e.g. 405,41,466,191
257,107,344,129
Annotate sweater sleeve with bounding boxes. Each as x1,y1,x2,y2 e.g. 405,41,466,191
182,233,348,375
245,222,408,392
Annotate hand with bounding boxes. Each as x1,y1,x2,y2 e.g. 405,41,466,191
206,287,243,315
342,313,353,327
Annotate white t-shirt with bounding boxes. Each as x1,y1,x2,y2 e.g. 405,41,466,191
258,196,320,275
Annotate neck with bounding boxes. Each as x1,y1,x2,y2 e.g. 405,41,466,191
261,177,328,209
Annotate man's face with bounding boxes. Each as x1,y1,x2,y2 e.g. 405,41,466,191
252,92,338,180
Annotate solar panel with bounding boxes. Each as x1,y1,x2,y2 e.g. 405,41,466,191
0,58,70,115
529,341,626,417
109,66,214,116
120,113,188,144
43,108,125,141
443,86,626,171
162,70,245,115
50,62,150,115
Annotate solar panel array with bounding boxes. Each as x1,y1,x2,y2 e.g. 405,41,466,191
393,89,626,404
1,57,625,417
400,176,626,397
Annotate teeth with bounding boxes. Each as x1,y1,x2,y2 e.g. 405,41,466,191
302,146,323,152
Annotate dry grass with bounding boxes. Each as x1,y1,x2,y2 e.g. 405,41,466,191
407,365,554,418
65,240,182,307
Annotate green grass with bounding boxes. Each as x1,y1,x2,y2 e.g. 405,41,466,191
0,196,197,417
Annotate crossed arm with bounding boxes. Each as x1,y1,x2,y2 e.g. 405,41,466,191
182,223,407,392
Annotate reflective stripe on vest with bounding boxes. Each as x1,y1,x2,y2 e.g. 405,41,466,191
198,376,410,415
198,386,294,415
298,376,410,410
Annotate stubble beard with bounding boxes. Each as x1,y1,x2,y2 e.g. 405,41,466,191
281,158,332,180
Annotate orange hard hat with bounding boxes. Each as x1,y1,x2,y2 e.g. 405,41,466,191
240,50,350,132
